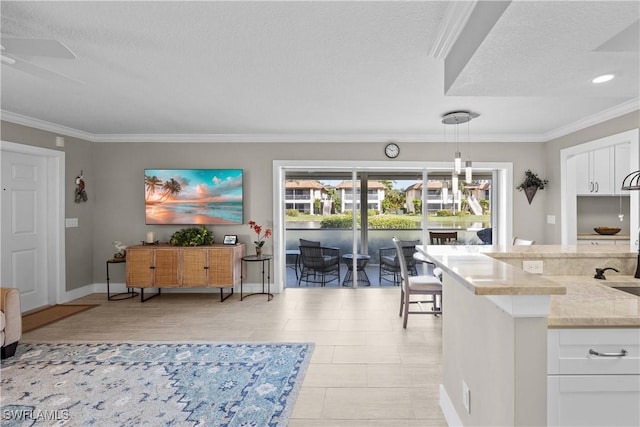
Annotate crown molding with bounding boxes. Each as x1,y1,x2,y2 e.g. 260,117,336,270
0,110,96,142
429,0,478,60
93,133,444,143
86,133,546,143
542,98,640,141
2,101,637,144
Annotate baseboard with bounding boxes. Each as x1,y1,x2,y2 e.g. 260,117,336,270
439,383,462,427
60,284,96,304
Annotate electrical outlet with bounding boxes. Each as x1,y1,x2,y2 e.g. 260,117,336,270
522,260,543,274
547,215,556,224
65,218,78,228
462,381,471,414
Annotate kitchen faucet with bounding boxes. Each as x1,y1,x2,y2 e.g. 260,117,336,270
594,267,619,280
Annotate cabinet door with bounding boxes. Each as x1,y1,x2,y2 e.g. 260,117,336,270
207,247,233,287
209,246,241,288
181,248,208,287
614,143,631,195
126,248,154,287
154,249,180,287
575,152,591,195
590,146,612,194
548,375,640,427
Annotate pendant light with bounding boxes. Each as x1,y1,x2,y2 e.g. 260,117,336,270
442,111,478,181
452,171,459,197
619,195,624,222
464,117,473,183
465,159,473,183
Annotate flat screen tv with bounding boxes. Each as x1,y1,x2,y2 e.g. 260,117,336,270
144,169,243,225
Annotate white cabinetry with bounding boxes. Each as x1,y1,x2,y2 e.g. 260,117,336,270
576,147,612,195
548,328,640,427
614,143,631,194
575,143,631,195
577,239,630,246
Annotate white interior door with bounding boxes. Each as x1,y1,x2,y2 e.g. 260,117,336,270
1,150,49,311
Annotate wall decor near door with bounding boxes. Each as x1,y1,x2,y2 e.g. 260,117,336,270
74,171,87,203
144,169,243,225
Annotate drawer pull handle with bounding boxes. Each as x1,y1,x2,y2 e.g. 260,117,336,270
589,348,627,357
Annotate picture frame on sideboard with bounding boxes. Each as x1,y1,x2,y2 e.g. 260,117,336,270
223,235,238,245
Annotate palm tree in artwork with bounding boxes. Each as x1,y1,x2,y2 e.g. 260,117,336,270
158,178,182,202
145,175,162,203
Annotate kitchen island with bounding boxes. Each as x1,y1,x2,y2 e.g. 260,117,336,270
417,244,639,427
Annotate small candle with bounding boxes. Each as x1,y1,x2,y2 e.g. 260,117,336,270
146,231,155,244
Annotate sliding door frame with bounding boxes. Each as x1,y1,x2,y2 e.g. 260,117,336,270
273,160,513,292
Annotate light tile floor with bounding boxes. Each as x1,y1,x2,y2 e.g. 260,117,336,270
22,288,446,426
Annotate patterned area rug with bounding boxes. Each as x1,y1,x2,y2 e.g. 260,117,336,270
0,342,314,426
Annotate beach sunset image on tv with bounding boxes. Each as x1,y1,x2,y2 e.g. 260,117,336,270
144,169,243,225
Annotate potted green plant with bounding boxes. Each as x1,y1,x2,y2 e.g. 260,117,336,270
170,226,214,246
516,169,548,204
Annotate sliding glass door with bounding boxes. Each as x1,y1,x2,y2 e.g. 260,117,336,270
275,160,508,290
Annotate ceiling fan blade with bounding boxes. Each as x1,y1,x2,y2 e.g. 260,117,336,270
1,37,76,59
1,54,16,64
5,57,85,85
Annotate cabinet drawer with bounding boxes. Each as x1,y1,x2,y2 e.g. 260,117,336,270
548,329,640,375
548,374,640,427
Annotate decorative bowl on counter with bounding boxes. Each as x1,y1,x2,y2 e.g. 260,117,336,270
594,227,621,235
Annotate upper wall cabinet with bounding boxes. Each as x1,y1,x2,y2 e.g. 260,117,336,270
614,143,631,195
576,143,631,196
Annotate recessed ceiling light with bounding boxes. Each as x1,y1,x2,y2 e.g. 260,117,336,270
592,74,615,84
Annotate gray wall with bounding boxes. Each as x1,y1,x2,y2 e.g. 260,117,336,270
2,113,638,289
577,196,630,234
90,140,547,285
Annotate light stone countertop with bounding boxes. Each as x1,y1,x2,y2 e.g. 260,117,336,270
417,245,640,328
545,275,640,328
416,245,566,296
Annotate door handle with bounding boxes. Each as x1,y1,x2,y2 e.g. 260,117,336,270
589,182,594,192
594,182,599,192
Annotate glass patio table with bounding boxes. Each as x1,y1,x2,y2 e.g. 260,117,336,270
342,253,371,287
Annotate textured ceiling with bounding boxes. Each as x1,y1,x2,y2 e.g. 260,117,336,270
0,1,638,142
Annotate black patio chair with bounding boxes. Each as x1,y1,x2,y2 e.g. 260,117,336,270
298,245,341,287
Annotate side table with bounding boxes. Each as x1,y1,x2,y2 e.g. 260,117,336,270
241,255,273,301
285,249,301,280
342,253,371,287
106,258,138,300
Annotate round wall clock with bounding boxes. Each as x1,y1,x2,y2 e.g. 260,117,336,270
384,143,400,159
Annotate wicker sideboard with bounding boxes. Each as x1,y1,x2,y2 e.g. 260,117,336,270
126,243,245,301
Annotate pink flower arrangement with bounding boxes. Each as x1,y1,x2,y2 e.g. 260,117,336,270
248,220,272,247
